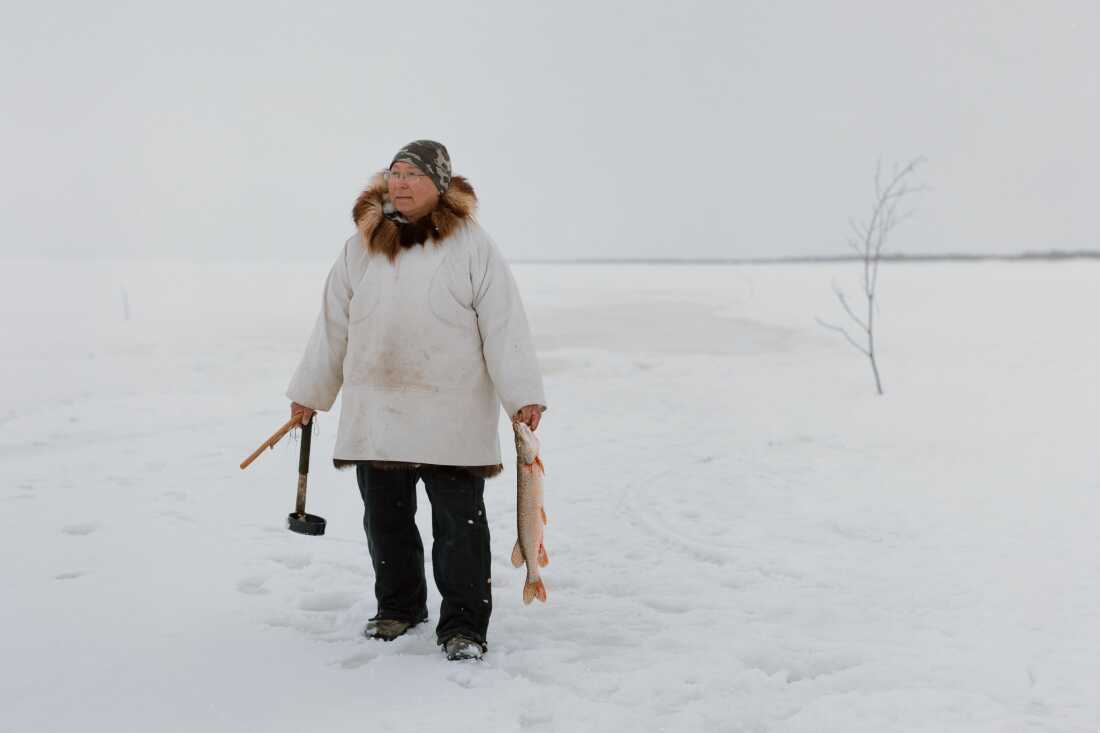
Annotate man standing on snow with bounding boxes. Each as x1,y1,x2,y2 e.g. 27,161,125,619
285,140,546,661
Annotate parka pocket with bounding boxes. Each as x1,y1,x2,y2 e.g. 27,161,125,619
348,261,383,326
348,286,380,325
428,255,477,330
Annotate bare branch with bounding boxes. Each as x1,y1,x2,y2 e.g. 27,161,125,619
847,237,864,256
892,207,919,230
815,317,871,356
832,284,870,332
820,155,926,395
881,158,924,198
848,218,868,249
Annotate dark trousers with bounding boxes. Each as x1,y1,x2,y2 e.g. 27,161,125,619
355,463,492,645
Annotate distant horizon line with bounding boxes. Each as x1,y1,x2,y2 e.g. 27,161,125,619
511,249,1100,265
3,249,1098,265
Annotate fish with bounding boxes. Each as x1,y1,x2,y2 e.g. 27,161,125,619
511,419,548,604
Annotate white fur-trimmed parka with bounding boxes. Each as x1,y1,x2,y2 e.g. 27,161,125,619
286,174,546,476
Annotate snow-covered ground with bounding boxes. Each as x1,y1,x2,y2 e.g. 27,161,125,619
2,258,1097,732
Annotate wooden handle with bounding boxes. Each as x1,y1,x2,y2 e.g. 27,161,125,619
240,414,307,470
295,420,312,514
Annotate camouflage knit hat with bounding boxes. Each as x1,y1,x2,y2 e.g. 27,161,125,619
390,139,452,194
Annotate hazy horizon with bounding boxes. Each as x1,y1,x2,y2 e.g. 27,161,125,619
3,1,1097,263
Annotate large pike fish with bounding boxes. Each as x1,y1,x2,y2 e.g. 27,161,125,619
511,420,548,604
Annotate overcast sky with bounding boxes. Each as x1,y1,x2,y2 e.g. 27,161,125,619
2,1,1097,261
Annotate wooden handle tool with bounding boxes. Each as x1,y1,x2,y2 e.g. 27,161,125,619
240,415,307,470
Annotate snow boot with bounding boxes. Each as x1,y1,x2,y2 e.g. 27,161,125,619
363,617,422,641
442,634,486,661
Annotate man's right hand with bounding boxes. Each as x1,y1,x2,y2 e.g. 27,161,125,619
290,402,315,426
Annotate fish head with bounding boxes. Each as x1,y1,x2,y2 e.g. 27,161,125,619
512,420,540,464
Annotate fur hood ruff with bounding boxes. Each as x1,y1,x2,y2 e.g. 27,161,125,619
352,174,478,262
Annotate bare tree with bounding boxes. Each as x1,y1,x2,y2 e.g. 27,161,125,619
817,157,926,395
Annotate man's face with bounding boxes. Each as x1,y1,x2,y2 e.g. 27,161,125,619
387,161,440,220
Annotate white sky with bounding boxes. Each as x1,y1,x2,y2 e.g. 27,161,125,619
2,1,1097,261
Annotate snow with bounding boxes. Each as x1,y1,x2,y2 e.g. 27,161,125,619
1,258,1097,732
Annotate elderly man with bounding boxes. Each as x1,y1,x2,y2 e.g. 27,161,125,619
286,140,546,661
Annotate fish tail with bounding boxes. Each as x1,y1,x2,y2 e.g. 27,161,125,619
522,577,548,605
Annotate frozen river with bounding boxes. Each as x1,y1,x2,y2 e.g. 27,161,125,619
2,258,1097,732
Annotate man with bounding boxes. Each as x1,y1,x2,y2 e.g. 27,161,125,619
286,140,546,661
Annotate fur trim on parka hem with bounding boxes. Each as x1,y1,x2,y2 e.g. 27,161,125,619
352,174,477,262
333,459,503,479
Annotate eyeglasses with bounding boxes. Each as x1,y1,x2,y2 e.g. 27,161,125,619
384,170,428,183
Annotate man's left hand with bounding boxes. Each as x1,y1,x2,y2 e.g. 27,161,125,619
514,404,543,431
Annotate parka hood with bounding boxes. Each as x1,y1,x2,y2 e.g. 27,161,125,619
352,174,477,262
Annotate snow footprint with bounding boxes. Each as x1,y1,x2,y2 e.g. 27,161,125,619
61,522,100,536
262,592,364,640
337,650,378,670
237,576,270,596
642,597,693,615
297,591,359,612
739,647,864,683
518,709,555,730
271,554,312,570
